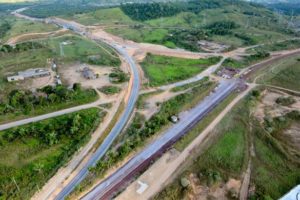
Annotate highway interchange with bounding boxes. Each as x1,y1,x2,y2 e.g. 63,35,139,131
5,7,299,200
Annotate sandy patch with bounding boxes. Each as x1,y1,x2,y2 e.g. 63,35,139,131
139,90,183,119
254,89,300,122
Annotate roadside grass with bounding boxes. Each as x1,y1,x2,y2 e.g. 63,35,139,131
170,76,210,92
0,108,105,200
136,90,163,109
141,54,220,86
256,56,300,91
68,80,217,199
174,92,237,151
41,35,121,66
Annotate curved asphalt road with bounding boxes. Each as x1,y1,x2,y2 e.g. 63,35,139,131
54,44,140,200
10,9,141,199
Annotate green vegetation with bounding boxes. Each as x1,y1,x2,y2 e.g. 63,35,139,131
252,110,300,199
0,83,98,124
141,54,220,86
0,15,58,43
68,80,216,198
174,92,237,151
156,90,300,200
0,35,120,100
256,56,300,91
136,90,163,109
171,76,210,92
21,3,98,18
98,85,121,95
0,20,11,39
276,96,296,106
0,41,43,53
103,0,297,51
222,49,270,69
66,7,135,26
109,69,129,83
250,39,300,53
0,108,105,200
44,35,121,67
155,95,252,200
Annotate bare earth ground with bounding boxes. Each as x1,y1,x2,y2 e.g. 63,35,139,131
116,84,255,200
139,90,184,120
254,89,300,122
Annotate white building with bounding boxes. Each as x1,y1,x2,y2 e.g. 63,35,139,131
7,68,50,82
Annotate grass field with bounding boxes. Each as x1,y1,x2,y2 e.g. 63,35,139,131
0,108,105,200
88,2,295,51
174,92,238,151
141,54,220,86
0,48,54,96
256,55,300,91
42,35,121,66
0,15,58,42
65,7,135,26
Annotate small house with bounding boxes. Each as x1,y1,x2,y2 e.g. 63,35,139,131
82,67,96,80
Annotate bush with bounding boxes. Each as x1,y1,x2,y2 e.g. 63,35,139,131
275,96,296,106
98,85,121,95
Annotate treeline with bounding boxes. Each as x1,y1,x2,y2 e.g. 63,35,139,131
0,41,44,53
0,21,11,39
0,83,97,117
121,0,223,21
206,21,239,35
162,21,240,52
22,3,98,18
0,108,104,199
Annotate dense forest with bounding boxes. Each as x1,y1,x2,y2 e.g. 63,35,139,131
121,0,223,21
0,83,97,117
0,21,10,40
0,41,44,53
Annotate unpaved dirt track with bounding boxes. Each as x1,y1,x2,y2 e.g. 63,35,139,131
6,29,68,45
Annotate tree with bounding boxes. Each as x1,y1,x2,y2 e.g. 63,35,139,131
73,83,82,92
70,114,81,135
45,131,58,146
48,93,58,103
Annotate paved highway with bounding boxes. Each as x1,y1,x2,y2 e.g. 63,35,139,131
82,79,238,200
54,44,140,200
